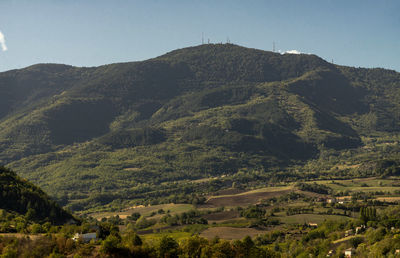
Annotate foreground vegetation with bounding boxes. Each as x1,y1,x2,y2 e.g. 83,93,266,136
0,166,73,225
3,167,400,256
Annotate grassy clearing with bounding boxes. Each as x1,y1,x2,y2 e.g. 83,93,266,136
286,201,311,207
279,214,351,224
314,177,400,193
211,220,250,228
202,210,241,222
204,186,293,208
90,203,193,220
375,196,400,202
211,186,293,198
332,235,361,244
350,186,400,192
140,231,193,243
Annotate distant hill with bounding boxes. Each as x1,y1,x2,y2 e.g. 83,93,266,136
1,44,400,210
0,166,73,224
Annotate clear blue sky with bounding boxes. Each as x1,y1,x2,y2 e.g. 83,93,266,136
0,0,399,72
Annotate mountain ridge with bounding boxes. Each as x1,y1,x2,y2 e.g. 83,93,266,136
1,44,400,211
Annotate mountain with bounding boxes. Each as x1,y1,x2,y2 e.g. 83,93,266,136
1,44,400,211
0,166,73,224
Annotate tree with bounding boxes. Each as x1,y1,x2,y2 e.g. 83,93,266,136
360,207,377,223
123,230,142,249
25,208,36,221
180,235,208,258
101,235,121,254
30,223,43,234
158,236,179,258
1,245,18,258
211,240,235,258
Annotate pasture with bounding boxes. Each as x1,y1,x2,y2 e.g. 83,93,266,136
279,214,351,225
90,203,193,220
203,186,293,208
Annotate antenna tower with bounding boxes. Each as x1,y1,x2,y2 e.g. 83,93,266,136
273,41,275,52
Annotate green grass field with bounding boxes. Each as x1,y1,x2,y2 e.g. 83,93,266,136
314,177,400,193
90,203,193,220
279,214,351,224
140,231,193,243
204,185,294,208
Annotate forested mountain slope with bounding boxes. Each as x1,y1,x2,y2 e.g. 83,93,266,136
0,166,73,224
1,44,399,210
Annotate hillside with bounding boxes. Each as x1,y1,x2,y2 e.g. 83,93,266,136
0,166,73,224
1,44,400,211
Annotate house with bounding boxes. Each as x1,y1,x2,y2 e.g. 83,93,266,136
355,225,366,234
72,233,98,243
327,198,337,204
337,197,350,204
308,223,318,227
344,248,355,257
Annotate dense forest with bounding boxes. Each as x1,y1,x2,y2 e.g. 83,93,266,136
0,166,73,225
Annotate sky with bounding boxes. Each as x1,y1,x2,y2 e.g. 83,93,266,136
0,0,399,72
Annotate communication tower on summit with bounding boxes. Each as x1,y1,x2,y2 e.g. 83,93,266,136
273,41,276,52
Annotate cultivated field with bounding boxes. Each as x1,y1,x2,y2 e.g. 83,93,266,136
200,226,267,240
87,176,400,242
202,210,241,223
375,196,400,202
203,186,293,207
89,203,193,220
278,214,350,224
140,231,193,243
